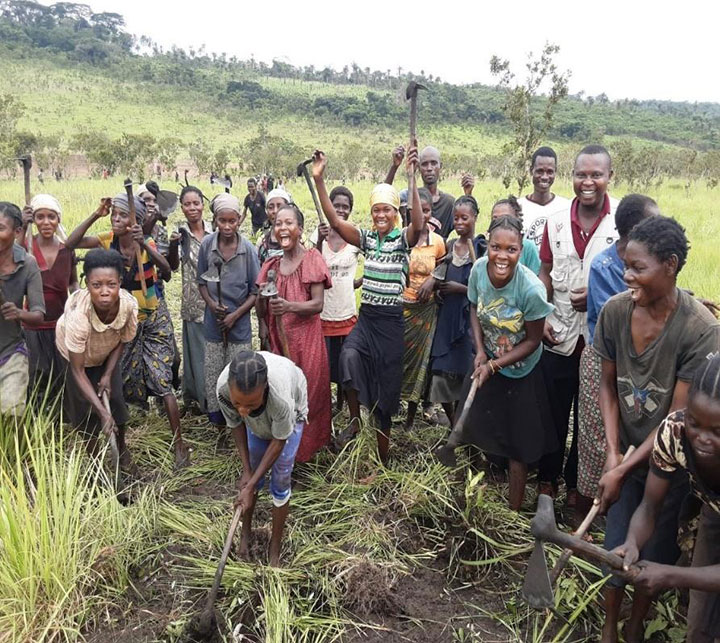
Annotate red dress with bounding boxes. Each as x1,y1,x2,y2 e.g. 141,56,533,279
257,249,333,462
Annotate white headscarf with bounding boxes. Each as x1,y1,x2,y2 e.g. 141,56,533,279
30,193,67,240
266,188,292,205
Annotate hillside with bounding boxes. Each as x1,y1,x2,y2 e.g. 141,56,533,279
1,0,720,184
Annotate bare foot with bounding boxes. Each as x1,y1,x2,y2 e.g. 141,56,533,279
268,546,281,567
600,623,618,643
237,531,251,561
174,441,191,468
335,418,361,450
622,620,644,643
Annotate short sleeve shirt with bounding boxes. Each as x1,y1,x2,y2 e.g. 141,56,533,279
244,192,267,228
56,289,138,367
98,231,159,322
593,289,720,449
467,258,554,378
520,238,541,275
651,409,720,515
404,231,446,301
0,244,45,360
197,231,260,344
518,194,572,250
216,352,309,440
358,227,409,307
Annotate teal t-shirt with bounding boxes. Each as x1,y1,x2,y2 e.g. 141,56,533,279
520,238,541,275
467,257,554,378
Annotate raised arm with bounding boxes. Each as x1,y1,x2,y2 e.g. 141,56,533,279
311,151,361,247
65,198,112,250
384,145,405,185
130,226,170,276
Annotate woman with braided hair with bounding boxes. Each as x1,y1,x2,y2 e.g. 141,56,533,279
216,350,308,566
427,195,486,426
436,214,556,510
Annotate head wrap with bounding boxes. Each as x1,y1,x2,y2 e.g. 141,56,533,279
210,193,242,215
30,194,62,217
369,183,400,210
30,194,67,240
266,188,292,205
112,194,147,221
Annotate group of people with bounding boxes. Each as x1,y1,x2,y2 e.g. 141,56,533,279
1,139,719,641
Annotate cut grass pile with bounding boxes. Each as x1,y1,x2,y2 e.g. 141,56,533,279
0,400,688,642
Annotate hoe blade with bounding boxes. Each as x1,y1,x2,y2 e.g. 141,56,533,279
521,540,555,609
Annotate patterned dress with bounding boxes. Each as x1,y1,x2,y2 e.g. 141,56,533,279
257,249,332,462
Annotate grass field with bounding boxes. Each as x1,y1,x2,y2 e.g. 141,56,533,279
0,174,715,643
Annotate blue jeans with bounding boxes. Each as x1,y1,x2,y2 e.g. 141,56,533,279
247,422,304,507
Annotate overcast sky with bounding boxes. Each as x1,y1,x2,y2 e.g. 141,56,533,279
68,0,719,103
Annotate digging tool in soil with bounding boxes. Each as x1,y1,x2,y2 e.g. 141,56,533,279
100,391,131,505
434,378,479,467
185,505,243,641
522,493,639,609
522,446,636,608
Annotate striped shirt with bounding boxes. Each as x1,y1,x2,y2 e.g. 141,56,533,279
98,231,159,322
358,227,409,307
651,409,720,515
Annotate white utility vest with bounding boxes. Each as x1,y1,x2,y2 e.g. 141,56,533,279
545,197,619,356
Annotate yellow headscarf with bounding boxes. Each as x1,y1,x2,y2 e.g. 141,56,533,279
369,183,402,228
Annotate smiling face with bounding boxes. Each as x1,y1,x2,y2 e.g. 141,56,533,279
370,203,397,235
33,208,60,239
487,226,521,284
573,153,613,208
531,156,557,194
274,206,302,251
180,190,204,224
248,180,257,197
686,392,720,463
86,266,121,315
229,381,266,417
215,209,240,240
332,194,352,221
110,206,131,236
266,197,288,225
453,203,477,238
623,240,677,306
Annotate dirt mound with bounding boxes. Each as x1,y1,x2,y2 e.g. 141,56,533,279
337,560,403,616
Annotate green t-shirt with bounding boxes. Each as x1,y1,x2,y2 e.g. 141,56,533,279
467,257,554,378
520,238,541,275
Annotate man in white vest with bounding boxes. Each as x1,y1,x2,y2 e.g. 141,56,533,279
518,146,572,250
536,145,619,513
